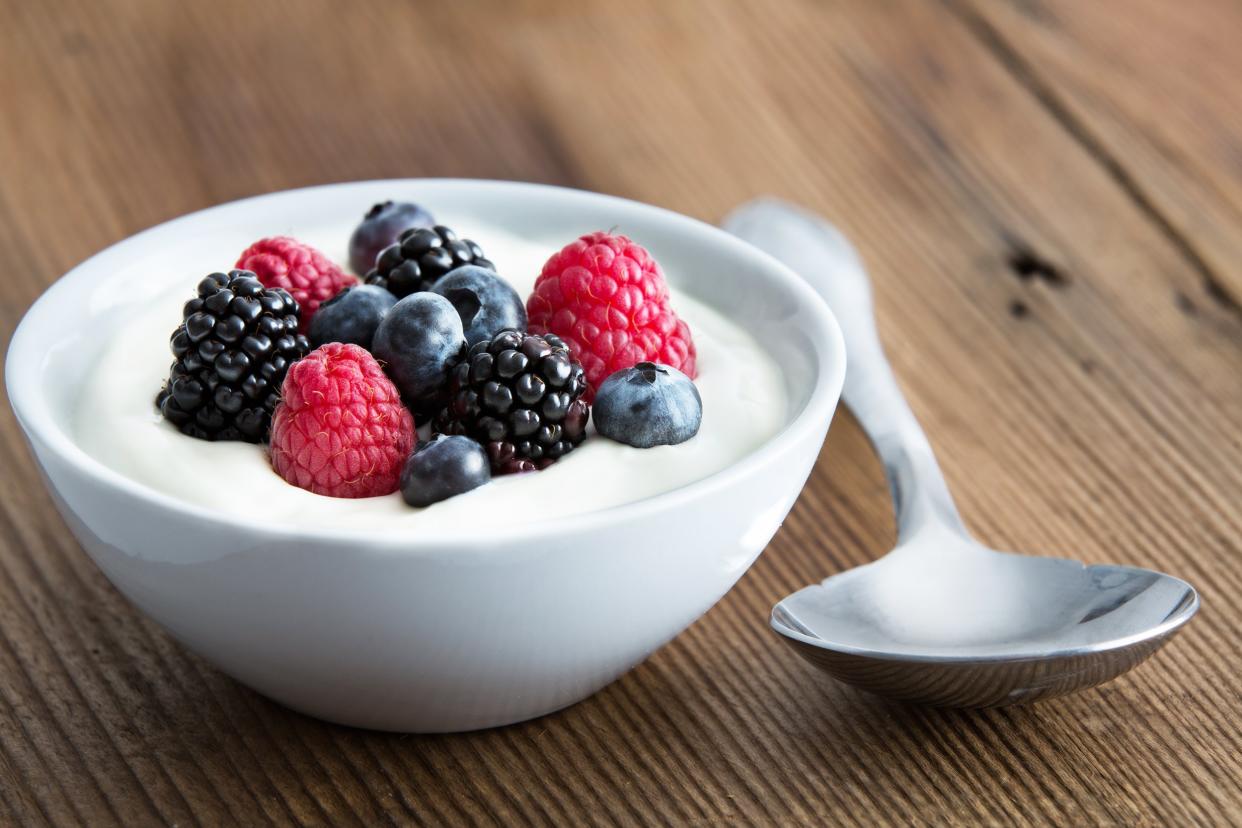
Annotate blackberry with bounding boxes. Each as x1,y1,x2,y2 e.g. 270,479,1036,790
364,225,495,299
434,330,590,474
157,270,310,442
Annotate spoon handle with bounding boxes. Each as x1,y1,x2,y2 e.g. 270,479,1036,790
723,199,966,541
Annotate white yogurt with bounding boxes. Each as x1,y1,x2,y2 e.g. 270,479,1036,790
74,223,786,531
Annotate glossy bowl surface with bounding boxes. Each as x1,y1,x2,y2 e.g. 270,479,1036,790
6,179,844,731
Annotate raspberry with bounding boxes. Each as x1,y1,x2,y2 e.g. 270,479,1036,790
236,237,357,333
526,232,697,399
269,343,415,498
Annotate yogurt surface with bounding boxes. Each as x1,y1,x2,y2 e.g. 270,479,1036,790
74,221,786,531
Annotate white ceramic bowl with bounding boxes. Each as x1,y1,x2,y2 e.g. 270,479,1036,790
6,180,844,732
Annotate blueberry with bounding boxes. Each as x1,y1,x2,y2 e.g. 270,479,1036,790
308,285,397,349
400,434,491,507
593,362,702,448
348,201,435,275
371,292,465,406
431,265,527,345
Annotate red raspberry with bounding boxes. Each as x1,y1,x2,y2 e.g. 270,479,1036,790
236,237,356,333
526,232,697,399
270,343,414,498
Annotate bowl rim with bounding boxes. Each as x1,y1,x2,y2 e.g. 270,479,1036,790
6,178,845,549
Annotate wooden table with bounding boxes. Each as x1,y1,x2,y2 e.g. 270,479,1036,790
2,1,1239,824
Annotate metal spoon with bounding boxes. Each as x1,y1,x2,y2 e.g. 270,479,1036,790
724,198,1199,707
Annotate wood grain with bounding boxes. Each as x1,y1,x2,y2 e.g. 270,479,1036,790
0,0,1238,825
962,0,1242,312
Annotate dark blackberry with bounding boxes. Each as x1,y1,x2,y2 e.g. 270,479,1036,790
364,225,495,299
156,270,310,442
434,330,590,474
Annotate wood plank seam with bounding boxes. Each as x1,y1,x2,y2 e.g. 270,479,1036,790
947,0,1242,319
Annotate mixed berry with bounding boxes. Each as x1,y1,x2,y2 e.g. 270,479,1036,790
435,330,590,474
365,225,494,299
348,201,435,276
594,363,702,448
235,236,357,334
372,292,467,416
528,231,697,401
400,435,491,507
157,271,309,442
430,264,526,346
269,342,415,498
308,284,396,350
154,205,704,507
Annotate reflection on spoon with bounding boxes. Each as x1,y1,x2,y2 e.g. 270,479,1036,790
725,199,1197,707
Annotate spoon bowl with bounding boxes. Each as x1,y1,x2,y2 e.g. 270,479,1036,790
772,536,1198,706
725,199,1199,707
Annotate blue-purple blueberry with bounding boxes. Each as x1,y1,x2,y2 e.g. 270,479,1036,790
400,434,491,507
431,265,526,346
593,362,702,448
371,293,465,407
348,201,435,275
308,284,397,350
